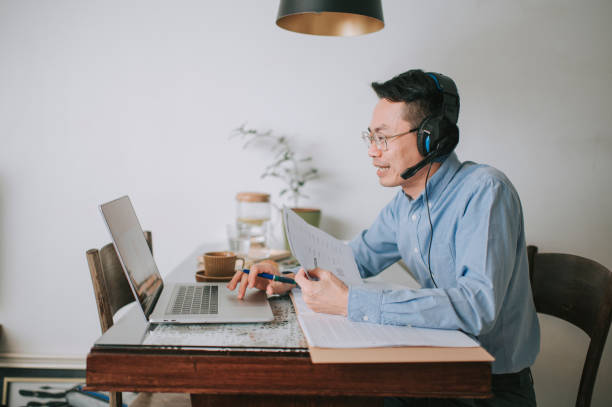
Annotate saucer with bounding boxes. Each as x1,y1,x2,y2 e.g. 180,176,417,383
195,270,233,283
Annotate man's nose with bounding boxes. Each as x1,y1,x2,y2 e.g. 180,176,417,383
368,142,382,157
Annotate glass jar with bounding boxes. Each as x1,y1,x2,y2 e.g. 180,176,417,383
236,192,271,246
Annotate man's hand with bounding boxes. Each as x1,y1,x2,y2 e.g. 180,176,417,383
295,268,349,316
226,260,294,299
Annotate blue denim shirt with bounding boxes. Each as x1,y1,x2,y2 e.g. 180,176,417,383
348,153,540,374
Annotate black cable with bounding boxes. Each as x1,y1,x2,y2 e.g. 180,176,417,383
424,162,438,288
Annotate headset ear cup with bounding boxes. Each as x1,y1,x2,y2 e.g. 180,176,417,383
418,116,441,156
436,119,459,155
416,128,426,156
417,117,435,157
418,116,459,158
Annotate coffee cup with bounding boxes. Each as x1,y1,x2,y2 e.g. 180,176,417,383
203,251,245,277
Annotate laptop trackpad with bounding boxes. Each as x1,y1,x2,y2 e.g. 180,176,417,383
220,287,274,322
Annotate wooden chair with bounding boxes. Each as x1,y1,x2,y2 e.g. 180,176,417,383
86,231,189,407
527,245,612,407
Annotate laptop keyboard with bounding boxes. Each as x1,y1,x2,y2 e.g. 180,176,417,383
167,285,219,315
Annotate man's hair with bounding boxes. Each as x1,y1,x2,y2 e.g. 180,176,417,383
371,69,444,126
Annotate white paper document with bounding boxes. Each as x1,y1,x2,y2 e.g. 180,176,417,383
283,207,363,285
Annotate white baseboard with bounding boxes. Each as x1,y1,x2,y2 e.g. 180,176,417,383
0,353,86,370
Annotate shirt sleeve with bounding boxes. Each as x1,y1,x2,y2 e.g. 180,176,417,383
348,179,522,336
348,193,402,279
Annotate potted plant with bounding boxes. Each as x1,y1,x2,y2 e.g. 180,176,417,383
231,125,322,246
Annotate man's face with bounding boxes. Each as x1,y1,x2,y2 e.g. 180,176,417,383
368,99,423,188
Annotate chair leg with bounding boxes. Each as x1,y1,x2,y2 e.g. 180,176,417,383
110,391,122,407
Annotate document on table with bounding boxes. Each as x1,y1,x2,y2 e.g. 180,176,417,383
282,207,363,286
284,207,479,349
291,290,479,348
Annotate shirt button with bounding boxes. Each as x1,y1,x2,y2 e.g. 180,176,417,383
413,247,419,253
411,214,417,221
363,315,369,321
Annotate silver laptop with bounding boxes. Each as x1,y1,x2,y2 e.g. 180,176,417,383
99,195,273,324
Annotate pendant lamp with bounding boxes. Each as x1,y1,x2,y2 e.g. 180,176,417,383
276,0,384,36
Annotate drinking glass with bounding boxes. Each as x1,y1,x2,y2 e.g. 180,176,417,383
226,223,251,256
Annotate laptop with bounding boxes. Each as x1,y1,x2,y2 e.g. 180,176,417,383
99,195,274,324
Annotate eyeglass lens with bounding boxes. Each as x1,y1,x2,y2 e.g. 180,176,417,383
362,131,386,150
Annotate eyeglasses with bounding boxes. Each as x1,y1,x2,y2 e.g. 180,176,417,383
361,127,419,151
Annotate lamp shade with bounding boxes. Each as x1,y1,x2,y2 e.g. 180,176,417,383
276,0,384,36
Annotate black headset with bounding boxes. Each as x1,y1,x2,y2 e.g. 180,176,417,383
401,72,460,179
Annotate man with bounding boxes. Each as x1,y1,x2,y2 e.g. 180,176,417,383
228,69,540,406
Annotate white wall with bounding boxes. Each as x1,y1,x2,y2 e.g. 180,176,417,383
0,0,610,405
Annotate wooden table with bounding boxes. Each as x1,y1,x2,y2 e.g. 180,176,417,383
86,246,492,406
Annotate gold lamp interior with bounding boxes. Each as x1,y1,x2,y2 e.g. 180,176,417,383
277,11,384,36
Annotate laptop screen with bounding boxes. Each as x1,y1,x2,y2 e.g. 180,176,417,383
100,196,162,318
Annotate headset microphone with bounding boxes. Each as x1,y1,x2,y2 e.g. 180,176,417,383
400,134,457,180
401,150,438,179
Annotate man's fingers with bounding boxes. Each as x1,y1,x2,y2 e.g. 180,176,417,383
248,268,260,288
249,265,274,289
294,268,307,285
229,262,287,299
237,273,249,299
227,270,243,290
295,268,314,291
307,268,326,279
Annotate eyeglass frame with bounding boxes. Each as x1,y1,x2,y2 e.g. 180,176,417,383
361,126,420,151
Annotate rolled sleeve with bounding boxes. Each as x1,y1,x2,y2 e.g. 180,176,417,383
347,285,382,324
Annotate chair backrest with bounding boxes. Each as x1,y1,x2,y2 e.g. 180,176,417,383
527,245,612,407
85,231,152,407
86,231,152,333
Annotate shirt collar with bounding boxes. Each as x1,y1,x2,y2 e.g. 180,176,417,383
403,152,461,206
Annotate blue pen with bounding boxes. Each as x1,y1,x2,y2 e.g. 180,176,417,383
242,269,299,286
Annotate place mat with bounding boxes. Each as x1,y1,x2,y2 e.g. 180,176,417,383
143,296,307,349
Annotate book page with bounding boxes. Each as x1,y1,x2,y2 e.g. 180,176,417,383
297,312,479,348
